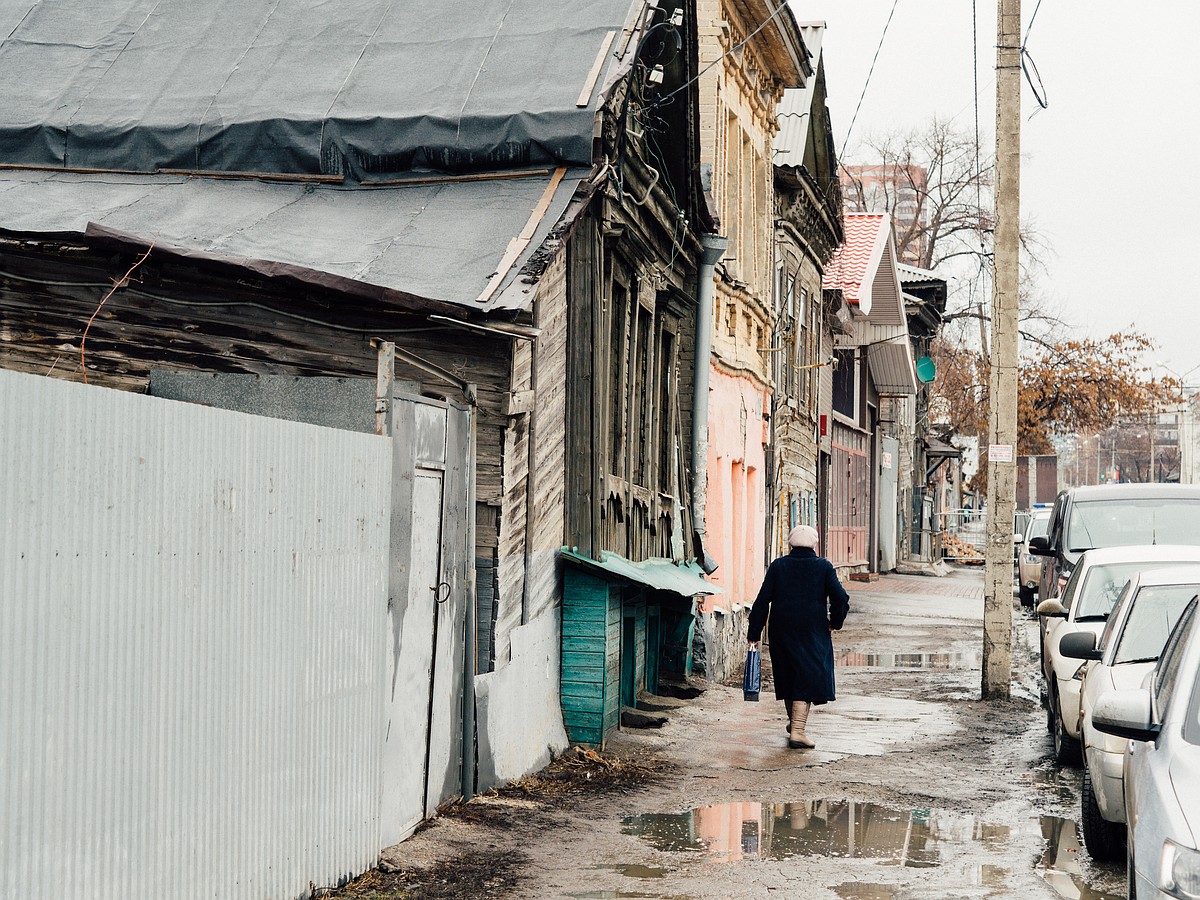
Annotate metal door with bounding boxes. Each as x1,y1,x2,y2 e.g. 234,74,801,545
381,394,471,845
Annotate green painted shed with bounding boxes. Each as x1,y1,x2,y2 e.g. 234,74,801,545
559,549,720,747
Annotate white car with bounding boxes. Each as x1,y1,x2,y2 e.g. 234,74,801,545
1036,545,1200,766
1060,566,1200,862
1090,596,1200,898
1018,508,1051,605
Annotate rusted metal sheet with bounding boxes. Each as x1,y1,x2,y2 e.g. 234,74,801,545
0,368,392,900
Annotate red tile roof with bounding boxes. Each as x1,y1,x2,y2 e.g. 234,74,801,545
821,213,889,308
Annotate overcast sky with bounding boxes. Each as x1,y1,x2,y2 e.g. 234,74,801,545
799,1,1200,382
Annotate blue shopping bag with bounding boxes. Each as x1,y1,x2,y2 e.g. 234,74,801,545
743,647,761,701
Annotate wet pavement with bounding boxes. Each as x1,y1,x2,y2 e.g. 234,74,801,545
388,567,1129,899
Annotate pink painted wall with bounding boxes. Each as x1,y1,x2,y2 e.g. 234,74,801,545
702,368,768,614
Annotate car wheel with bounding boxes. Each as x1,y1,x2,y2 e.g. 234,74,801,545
1019,583,1035,606
1052,688,1082,765
1081,756,1125,862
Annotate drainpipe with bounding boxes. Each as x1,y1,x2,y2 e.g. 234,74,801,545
692,233,728,573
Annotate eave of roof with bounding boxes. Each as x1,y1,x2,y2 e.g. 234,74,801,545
0,167,587,313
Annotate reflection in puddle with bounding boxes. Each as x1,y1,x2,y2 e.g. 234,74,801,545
835,650,981,669
594,864,671,879
833,884,899,900
1038,816,1123,900
622,800,1009,866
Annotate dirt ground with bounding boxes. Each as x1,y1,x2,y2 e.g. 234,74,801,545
327,567,1127,900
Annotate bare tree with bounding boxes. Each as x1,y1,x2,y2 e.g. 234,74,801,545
841,119,1061,354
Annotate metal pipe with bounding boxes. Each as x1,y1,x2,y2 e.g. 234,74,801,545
462,398,478,801
691,233,727,573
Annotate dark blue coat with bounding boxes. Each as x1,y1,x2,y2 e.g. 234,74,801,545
747,547,850,703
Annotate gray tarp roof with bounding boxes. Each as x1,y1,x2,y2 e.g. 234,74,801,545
0,168,586,312
0,0,635,178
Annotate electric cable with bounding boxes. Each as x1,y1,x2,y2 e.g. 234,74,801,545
839,0,902,161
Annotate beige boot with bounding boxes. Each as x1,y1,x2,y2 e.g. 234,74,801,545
788,701,816,749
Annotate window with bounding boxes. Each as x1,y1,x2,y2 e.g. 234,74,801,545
1155,598,1197,721
1112,584,1199,665
608,268,630,475
832,349,857,419
657,324,677,493
632,306,652,484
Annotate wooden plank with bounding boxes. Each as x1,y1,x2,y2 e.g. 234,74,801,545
562,635,605,653
561,681,604,700
560,694,599,713
561,618,604,638
562,650,607,670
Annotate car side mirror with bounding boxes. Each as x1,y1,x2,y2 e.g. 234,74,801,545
1027,536,1052,556
1059,630,1101,661
1036,598,1067,618
1091,689,1160,743
1013,532,1023,544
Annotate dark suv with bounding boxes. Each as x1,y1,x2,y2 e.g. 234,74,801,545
1030,484,1200,599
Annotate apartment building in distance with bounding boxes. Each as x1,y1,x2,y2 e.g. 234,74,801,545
840,164,929,267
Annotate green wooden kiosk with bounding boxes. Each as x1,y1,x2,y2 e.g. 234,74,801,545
559,549,720,747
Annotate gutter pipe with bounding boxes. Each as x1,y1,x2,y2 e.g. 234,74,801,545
691,233,728,573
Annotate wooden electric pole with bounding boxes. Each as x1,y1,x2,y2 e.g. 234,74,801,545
982,0,1021,699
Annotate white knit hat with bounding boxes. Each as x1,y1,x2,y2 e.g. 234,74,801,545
787,525,820,549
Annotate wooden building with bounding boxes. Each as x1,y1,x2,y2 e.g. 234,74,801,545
0,0,727,798
770,22,845,563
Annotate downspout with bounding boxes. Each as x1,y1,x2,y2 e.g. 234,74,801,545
691,233,728,573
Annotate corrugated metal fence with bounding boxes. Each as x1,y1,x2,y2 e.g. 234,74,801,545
0,369,392,900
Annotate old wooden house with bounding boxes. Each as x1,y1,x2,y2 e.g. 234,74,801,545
0,0,724,870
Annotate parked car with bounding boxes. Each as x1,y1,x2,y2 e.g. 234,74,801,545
1090,596,1200,898
1017,508,1051,605
1029,484,1200,602
1014,509,1032,561
1036,545,1200,766
1060,566,1200,862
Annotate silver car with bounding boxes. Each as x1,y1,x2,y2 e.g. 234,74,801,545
1090,596,1200,898
1037,545,1200,767
1018,509,1051,606
1061,566,1200,863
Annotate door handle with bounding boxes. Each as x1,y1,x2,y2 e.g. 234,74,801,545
432,581,451,604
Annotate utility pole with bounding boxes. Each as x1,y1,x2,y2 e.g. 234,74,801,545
982,0,1021,699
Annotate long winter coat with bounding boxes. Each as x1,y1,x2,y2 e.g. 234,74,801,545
747,546,850,703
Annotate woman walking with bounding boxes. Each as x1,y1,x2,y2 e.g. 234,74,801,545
747,525,849,749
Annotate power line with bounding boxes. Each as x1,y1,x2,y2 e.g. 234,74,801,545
839,0,902,161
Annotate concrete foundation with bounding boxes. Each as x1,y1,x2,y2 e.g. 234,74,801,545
692,604,750,683
474,605,569,791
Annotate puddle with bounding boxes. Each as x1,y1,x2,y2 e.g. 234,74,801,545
623,801,1121,899
832,885,900,899
1037,816,1123,900
835,650,982,669
594,864,671,879
623,799,1008,865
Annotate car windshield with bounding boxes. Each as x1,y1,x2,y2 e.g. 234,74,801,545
1112,584,1200,665
1026,514,1050,541
1066,499,1200,553
1072,563,1146,619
